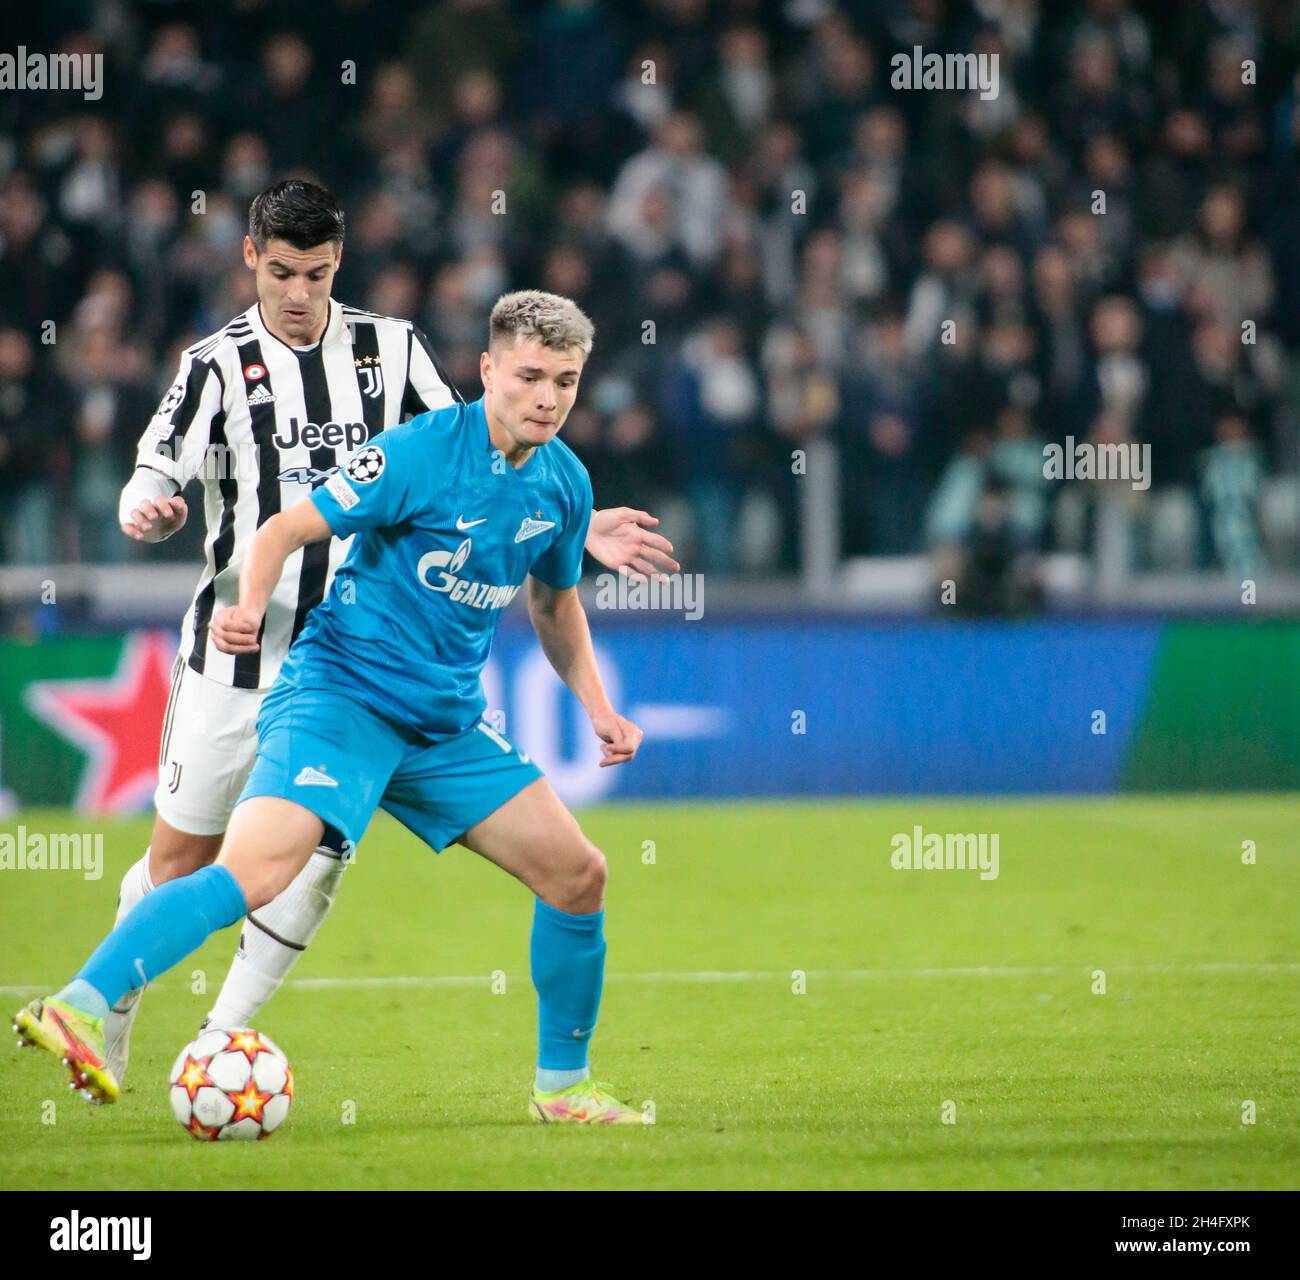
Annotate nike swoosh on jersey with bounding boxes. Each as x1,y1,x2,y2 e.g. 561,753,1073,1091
457,516,487,530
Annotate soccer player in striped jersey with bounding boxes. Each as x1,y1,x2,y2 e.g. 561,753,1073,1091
107,181,676,1088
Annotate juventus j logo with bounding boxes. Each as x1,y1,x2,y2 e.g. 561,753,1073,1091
167,761,183,794
357,363,383,399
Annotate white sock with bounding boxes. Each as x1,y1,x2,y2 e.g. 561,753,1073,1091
106,851,156,1017
204,847,347,1028
115,850,155,926
535,1067,591,1093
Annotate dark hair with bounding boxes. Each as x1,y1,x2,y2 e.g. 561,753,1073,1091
248,179,345,252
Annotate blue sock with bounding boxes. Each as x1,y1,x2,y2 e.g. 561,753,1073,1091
531,897,605,1074
66,865,246,1012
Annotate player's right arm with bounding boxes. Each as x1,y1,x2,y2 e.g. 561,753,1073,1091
119,467,188,541
211,427,426,653
120,344,225,542
211,500,332,654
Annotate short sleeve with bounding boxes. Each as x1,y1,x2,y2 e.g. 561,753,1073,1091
312,427,423,536
530,468,594,590
402,325,462,419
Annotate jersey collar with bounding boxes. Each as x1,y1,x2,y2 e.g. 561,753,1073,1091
249,297,342,354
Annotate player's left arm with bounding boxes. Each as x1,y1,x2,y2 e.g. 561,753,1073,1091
584,506,679,577
210,498,333,654
530,470,642,767
402,325,463,417
528,579,643,768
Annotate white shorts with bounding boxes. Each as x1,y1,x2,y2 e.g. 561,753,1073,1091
154,656,265,836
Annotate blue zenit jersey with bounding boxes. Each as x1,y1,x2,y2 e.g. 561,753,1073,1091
273,397,593,739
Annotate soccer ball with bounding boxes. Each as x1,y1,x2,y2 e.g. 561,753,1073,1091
168,1027,294,1141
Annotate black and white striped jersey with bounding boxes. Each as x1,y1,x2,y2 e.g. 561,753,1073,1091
134,298,461,689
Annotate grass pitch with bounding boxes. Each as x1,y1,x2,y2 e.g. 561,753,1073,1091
1,796,1297,1190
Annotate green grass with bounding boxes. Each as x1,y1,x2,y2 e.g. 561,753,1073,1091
1,797,1297,1190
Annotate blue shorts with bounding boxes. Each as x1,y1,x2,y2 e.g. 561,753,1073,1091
238,685,543,854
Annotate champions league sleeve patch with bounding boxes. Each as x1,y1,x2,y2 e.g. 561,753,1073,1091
324,471,359,511
155,379,185,419
344,446,385,484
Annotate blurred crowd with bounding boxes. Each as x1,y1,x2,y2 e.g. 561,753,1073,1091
3,0,1300,581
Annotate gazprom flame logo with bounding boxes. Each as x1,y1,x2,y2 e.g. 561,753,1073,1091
417,538,473,592
414,537,521,611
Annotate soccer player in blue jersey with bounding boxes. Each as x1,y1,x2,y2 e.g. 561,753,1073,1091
15,291,647,1123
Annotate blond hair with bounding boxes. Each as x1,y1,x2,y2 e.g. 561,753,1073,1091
489,289,594,357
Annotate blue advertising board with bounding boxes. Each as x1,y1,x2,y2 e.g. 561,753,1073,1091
483,617,1164,804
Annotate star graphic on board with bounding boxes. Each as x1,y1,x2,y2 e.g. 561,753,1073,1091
24,631,175,814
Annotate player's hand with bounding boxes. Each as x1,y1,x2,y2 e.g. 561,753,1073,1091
585,507,678,579
591,711,643,768
211,605,263,654
122,495,188,541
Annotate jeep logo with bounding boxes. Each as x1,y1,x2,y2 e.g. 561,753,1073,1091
272,417,371,451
